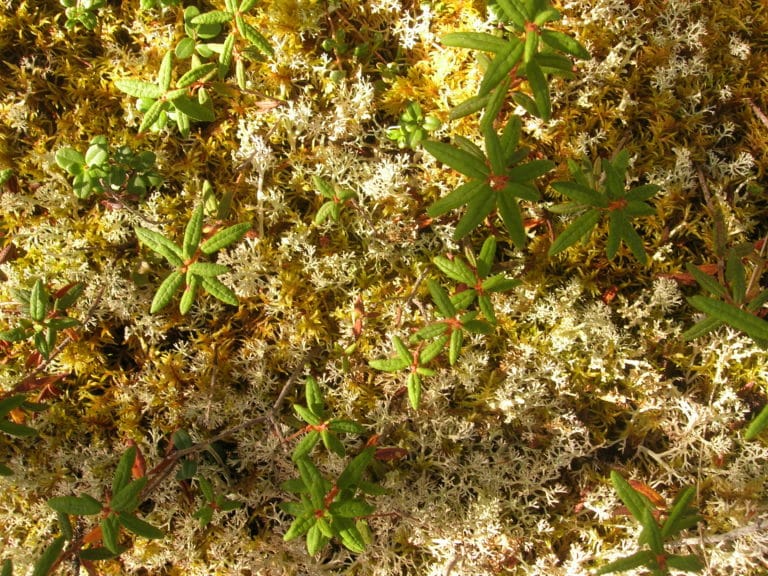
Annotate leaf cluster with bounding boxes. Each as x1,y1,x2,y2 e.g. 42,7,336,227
313,176,357,225
597,471,704,575
135,191,250,314
281,377,377,555
47,447,164,560
115,0,273,135
59,0,105,31
371,237,517,408
386,102,441,150
0,279,82,359
55,136,162,200
423,116,554,244
548,150,659,263
443,0,589,122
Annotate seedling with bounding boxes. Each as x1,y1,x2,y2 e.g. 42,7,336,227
387,102,441,149
312,176,357,224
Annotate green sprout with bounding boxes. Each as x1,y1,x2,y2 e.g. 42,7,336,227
313,176,357,224
387,102,441,149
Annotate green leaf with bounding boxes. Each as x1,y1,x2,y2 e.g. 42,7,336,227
0,396,26,417
321,429,345,457
497,189,526,248
150,270,185,314
665,554,705,572
525,59,550,120
296,458,325,509
551,181,605,206
118,512,164,539
139,99,167,133
407,373,426,407
29,279,47,322
625,183,660,202
175,37,196,60
427,279,456,318
283,512,315,541
479,39,524,96
239,0,259,12
640,507,664,556
662,486,698,539
176,62,217,88
239,19,274,56
329,498,375,518
422,140,488,180
55,147,85,174
191,10,233,24
369,357,410,371
454,189,495,240
609,471,650,523
0,419,36,438
337,447,374,490
135,227,183,267
726,251,747,304
1,559,11,576
158,51,173,91
172,95,215,122
745,403,768,440
306,522,328,555
548,209,601,256
448,329,462,365
685,263,728,298
337,519,367,553
449,93,490,121
433,255,476,286
441,32,509,53
494,0,527,29
112,447,136,496
539,29,590,59
115,79,164,99
328,419,364,434
508,159,555,183
294,404,322,426
187,262,229,277
110,477,147,513
0,462,13,476
292,430,320,461
31,536,65,576
392,334,412,363
179,272,200,314
688,295,768,346
201,276,239,306
200,222,251,254
419,334,448,364
101,514,120,554
427,179,485,218
47,494,102,516
305,376,324,417
523,28,538,64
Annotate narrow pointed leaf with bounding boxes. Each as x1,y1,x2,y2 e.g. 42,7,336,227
422,141,488,180
201,277,238,306
158,51,173,91
283,512,315,541
595,551,655,575
200,222,251,254
393,335,412,364
139,99,167,133
745,403,768,440
688,295,768,346
110,477,147,513
305,376,324,416
338,447,375,489
610,471,650,522
369,357,410,371
549,209,601,256
539,29,590,59
662,486,697,539
179,273,200,314
497,190,526,248
321,429,345,457
428,179,485,218
113,447,136,495
101,514,120,554
507,159,555,183
150,271,184,313
448,329,462,365
191,10,233,24
495,0,527,29
433,255,476,286
31,536,65,576
29,280,47,322
685,263,728,298
294,404,322,426
454,189,495,240
551,181,605,206
187,262,229,277
172,95,215,122
427,279,456,318
666,554,705,572
119,512,164,539
177,62,217,88
47,494,102,516
525,59,550,120
115,79,164,99
328,419,364,434
135,227,183,266
292,430,320,461
479,39,524,96
441,32,509,53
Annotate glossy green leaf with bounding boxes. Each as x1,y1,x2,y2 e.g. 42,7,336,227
369,356,409,371
494,0,527,29
449,93,490,121
304,376,324,416
158,51,172,91
172,95,214,122
139,99,167,133
427,179,485,218
238,17,274,56
283,512,315,541
427,279,456,318
135,227,184,266
150,271,184,313
112,447,136,496
296,458,325,509
433,255,476,286
321,429,345,457
306,522,328,555
55,147,85,173
294,404,322,426
328,419,364,434
454,189,495,240
239,0,259,11
338,521,367,553
392,335,412,363
609,471,650,523
200,222,251,254
292,431,320,461
441,32,509,53
625,183,660,201
448,329,462,365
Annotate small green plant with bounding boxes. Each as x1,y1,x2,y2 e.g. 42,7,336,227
312,176,357,224
281,448,377,555
387,102,441,149
432,235,520,325
547,150,659,263
682,248,768,348
47,446,164,558
134,186,250,314
281,377,377,555
59,0,106,31
442,0,589,121
0,279,83,360
140,0,180,10
597,471,704,575
423,116,554,244
55,136,163,200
